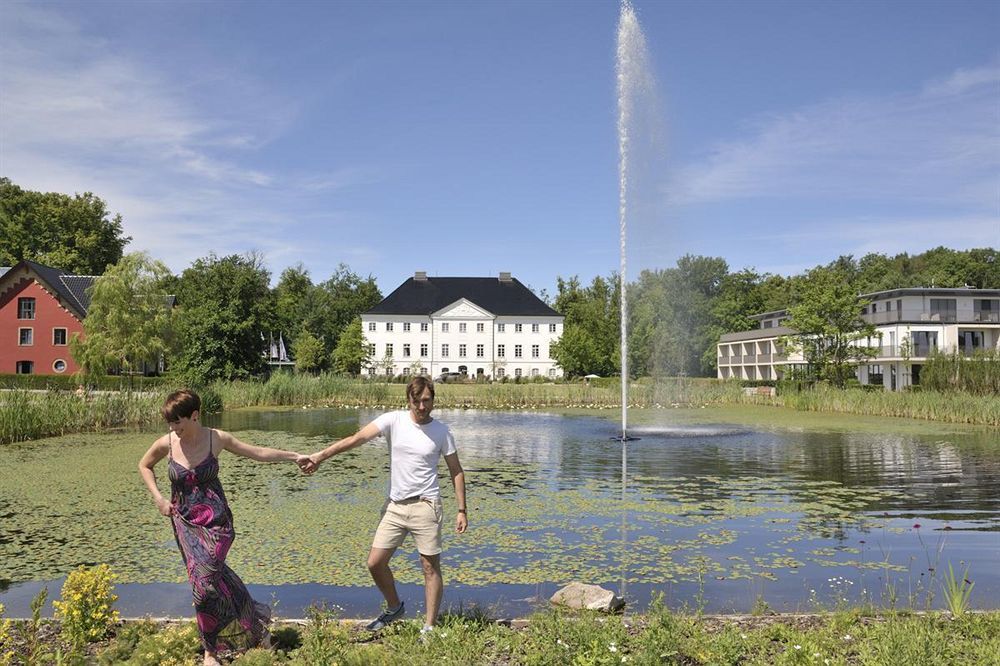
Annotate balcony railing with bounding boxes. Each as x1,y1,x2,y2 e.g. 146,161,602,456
862,311,999,324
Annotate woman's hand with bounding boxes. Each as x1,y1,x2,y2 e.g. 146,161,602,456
156,497,174,517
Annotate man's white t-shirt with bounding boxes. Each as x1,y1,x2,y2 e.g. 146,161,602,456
372,410,457,501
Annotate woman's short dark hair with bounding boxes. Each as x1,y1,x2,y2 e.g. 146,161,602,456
161,389,201,422
406,376,435,402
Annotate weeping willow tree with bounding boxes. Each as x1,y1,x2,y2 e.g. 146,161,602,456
70,252,175,385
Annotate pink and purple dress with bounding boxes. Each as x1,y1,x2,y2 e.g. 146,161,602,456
167,431,270,652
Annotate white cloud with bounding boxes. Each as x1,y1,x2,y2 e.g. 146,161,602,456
0,3,378,279
668,62,1000,210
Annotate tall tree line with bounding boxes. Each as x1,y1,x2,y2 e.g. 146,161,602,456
1,179,381,382
551,248,1000,378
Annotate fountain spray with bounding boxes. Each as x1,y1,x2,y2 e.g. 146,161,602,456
616,0,646,446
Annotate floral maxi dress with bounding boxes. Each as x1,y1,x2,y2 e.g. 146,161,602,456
168,430,270,652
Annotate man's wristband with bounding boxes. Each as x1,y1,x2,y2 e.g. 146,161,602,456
457,509,467,513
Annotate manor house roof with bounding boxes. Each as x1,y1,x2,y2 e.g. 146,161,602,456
367,274,560,317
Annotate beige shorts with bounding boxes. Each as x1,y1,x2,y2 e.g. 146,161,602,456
372,496,444,555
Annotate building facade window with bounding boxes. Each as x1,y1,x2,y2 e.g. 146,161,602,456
532,344,540,358
386,322,393,332
420,344,428,357
515,324,523,333
442,323,449,332
53,359,67,373
548,368,556,378
19,328,33,346
441,344,449,357
367,344,376,356
421,322,429,332
514,368,522,378
385,343,393,356
549,324,557,333
476,344,484,357
16,360,33,374
53,328,68,345
497,344,505,358
368,367,376,376
459,344,467,357
403,322,411,332
496,368,505,378
514,344,523,358
17,298,36,320
497,323,505,333
459,323,467,333
403,344,411,357
532,324,539,333
929,299,957,322
531,368,539,377
369,322,376,331
477,323,484,332
402,367,410,377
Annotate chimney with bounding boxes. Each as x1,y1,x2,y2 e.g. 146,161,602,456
499,271,512,282
414,271,428,281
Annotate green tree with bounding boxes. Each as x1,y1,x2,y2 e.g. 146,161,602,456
296,264,382,371
70,252,175,381
628,255,729,377
172,253,274,382
0,177,131,274
291,329,325,374
274,264,314,337
332,317,371,375
550,274,620,377
780,267,878,387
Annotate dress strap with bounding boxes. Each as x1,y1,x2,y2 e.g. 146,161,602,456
167,431,174,461
208,428,215,457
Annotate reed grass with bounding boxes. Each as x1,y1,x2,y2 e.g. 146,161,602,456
0,389,165,445
922,349,1000,396
778,384,1000,426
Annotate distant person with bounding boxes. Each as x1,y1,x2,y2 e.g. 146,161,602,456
308,376,467,636
139,389,315,666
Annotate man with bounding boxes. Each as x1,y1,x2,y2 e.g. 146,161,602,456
308,376,468,634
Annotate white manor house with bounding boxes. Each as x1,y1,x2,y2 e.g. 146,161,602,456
362,272,564,380
717,287,1000,391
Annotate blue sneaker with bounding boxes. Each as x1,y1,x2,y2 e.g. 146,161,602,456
366,602,404,631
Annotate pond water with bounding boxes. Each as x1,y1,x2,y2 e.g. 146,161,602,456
1,406,998,618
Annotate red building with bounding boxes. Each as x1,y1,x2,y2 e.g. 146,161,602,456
0,260,96,375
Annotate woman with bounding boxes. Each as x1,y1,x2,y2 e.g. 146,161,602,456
139,389,314,665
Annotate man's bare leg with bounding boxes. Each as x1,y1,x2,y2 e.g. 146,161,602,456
367,546,401,608
419,553,443,627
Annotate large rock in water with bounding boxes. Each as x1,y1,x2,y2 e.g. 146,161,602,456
550,582,625,612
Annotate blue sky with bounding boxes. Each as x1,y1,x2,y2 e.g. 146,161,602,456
2,0,997,296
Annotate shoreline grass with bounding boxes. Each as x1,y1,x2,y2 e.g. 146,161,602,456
1,373,996,446
5,606,999,665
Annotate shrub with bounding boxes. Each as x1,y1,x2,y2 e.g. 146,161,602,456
97,620,159,665
287,604,350,665
125,622,201,665
53,564,121,645
0,603,13,666
231,647,286,665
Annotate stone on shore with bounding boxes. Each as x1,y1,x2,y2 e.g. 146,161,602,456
550,582,625,613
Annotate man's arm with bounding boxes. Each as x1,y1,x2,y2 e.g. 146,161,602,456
310,422,382,465
444,452,467,533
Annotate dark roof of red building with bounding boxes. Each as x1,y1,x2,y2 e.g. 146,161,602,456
366,276,560,317
1,260,97,318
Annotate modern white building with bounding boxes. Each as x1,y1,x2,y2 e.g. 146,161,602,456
717,287,1000,390
362,272,564,380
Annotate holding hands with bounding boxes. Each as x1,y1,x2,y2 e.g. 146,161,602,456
295,454,318,475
